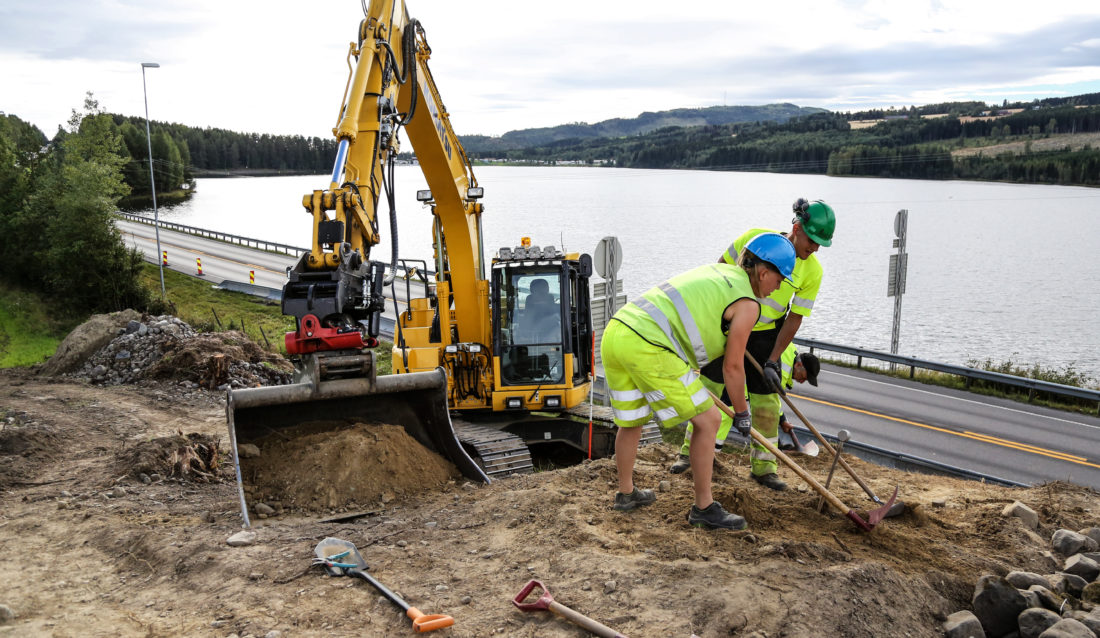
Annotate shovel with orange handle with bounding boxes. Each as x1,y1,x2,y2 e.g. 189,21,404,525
314,537,454,633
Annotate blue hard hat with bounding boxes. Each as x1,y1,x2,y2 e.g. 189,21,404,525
744,232,796,281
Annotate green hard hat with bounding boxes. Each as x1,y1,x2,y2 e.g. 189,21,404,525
796,200,835,247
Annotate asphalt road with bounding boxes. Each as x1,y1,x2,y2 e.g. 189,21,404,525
118,219,298,291
117,220,1100,490
117,219,420,321
788,364,1100,490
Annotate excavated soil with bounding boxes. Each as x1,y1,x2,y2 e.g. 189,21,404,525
242,422,462,512
1,364,1099,637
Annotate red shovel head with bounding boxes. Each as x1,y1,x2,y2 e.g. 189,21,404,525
513,580,554,612
866,486,900,527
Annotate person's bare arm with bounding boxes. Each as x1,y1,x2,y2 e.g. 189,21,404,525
721,299,757,414
767,312,803,363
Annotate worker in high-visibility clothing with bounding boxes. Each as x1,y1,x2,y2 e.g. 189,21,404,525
684,198,834,490
602,233,796,530
669,343,821,468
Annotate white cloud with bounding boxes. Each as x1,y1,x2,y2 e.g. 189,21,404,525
2,0,1099,138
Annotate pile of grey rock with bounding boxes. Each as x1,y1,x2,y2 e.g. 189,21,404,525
68,316,289,389
74,316,196,385
944,502,1100,638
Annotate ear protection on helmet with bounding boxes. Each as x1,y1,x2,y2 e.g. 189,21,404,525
792,197,809,224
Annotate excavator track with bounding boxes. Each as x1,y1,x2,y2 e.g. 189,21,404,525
452,420,534,477
564,403,663,448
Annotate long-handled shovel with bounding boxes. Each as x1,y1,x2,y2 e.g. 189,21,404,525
704,388,897,532
781,421,820,457
513,580,628,638
314,538,455,633
745,352,905,517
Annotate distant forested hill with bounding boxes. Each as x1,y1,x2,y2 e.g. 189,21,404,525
469,94,1100,187
459,104,827,154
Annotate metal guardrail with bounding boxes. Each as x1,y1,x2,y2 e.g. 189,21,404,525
116,211,308,256
795,337,1100,412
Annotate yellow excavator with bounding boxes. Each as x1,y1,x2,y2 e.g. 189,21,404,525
226,0,659,524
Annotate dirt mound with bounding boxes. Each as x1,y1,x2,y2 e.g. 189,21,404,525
1,370,1098,637
119,432,222,481
147,330,292,388
40,309,141,375
63,314,292,389
241,421,461,513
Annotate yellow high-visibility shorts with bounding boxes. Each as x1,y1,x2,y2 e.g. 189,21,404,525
601,320,712,428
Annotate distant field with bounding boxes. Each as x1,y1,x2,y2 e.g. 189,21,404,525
951,131,1100,158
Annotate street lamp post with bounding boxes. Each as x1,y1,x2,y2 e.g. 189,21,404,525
141,61,166,299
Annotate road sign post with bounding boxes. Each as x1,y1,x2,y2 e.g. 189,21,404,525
887,209,908,367
593,236,623,333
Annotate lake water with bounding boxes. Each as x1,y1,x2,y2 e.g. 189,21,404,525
134,167,1100,381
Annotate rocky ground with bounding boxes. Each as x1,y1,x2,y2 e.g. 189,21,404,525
1,313,1099,637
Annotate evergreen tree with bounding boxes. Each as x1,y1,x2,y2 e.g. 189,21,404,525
25,94,150,313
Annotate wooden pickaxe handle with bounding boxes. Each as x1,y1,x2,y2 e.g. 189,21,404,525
703,387,872,531
743,351,883,504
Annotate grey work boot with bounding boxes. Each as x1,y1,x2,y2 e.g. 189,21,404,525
751,472,788,491
613,487,656,511
669,454,691,474
687,502,747,530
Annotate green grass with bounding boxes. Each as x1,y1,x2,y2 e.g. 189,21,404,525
1,265,397,370
0,282,83,367
140,263,297,353
140,264,397,368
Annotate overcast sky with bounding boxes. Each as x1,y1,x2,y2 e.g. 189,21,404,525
3,0,1099,139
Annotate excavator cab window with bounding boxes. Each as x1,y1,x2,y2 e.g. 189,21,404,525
495,268,566,386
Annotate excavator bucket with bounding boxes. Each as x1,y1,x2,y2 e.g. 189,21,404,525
226,368,489,526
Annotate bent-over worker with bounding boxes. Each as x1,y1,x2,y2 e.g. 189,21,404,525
602,233,796,530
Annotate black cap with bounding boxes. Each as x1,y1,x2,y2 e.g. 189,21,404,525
798,352,820,386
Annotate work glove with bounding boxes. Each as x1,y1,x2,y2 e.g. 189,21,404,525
733,410,752,438
763,359,784,395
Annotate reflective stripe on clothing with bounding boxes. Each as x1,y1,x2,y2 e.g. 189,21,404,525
749,391,781,475
781,343,796,390
600,320,715,429
610,263,758,370
723,228,824,328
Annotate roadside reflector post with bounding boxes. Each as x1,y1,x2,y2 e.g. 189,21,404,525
197,258,203,276
250,270,255,284
162,250,168,266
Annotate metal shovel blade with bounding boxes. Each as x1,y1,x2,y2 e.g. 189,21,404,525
866,486,900,527
791,431,820,457
314,537,368,576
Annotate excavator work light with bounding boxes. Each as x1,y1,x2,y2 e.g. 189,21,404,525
505,397,523,409
416,190,433,202
466,187,484,199
544,396,561,408
468,344,482,353
444,344,458,353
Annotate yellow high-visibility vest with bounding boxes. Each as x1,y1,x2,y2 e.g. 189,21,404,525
613,263,758,369
722,228,823,332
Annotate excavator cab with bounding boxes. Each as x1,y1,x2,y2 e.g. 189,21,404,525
490,244,594,412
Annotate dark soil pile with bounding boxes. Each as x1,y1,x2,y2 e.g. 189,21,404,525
241,421,462,513
119,432,222,481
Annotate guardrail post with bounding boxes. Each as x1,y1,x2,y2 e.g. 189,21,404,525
856,355,862,369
